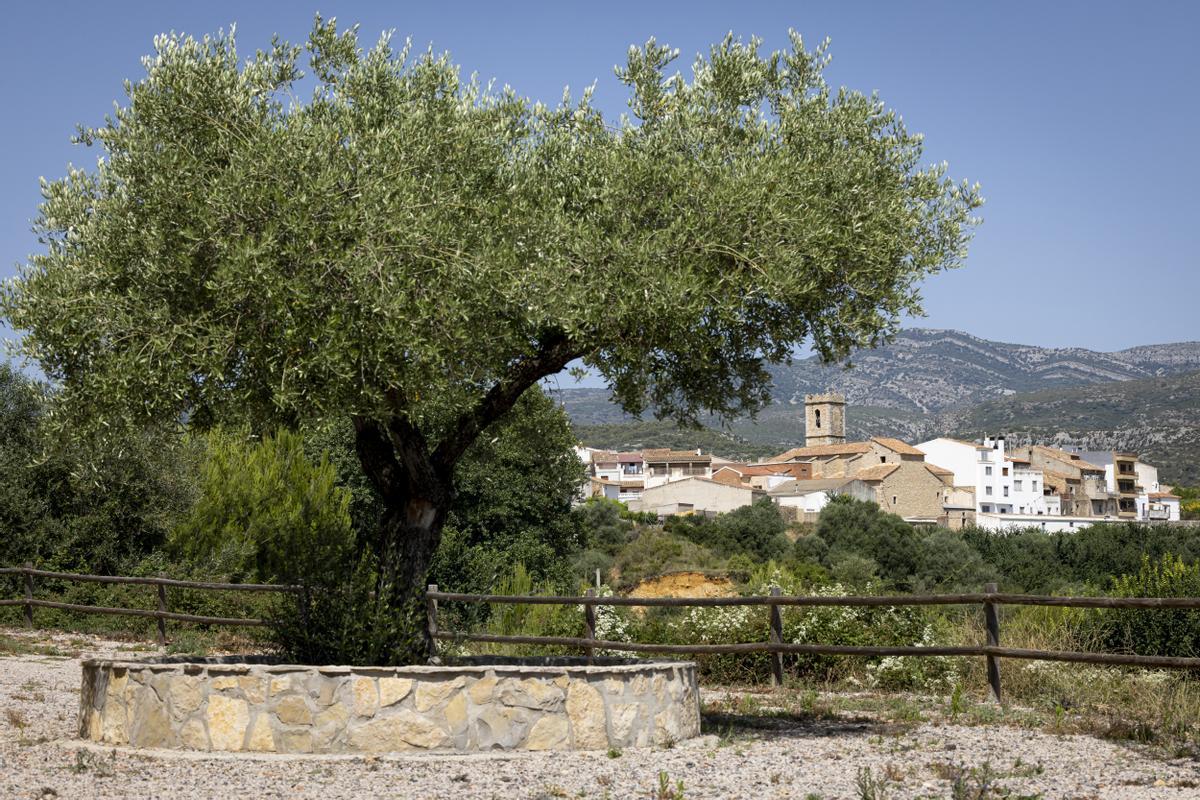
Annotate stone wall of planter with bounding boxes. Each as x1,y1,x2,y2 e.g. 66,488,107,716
78,657,700,753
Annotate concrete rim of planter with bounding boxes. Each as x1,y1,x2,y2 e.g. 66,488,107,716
80,655,701,754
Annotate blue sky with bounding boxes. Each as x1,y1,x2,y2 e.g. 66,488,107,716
2,0,1197,365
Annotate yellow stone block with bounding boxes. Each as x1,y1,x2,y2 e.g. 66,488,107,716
379,677,413,708
466,676,497,704
414,678,463,712
206,694,249,751
168,676,202,717
566,680,607,750
239,675,266,705
275,695,312,726
353,677,378,718
179,717,209,750
524,715,568,750
443,691,467,733
247,713,275,752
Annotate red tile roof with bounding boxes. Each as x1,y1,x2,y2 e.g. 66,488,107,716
871,437,926,456
766,442,873,462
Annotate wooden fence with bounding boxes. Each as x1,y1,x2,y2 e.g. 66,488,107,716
0,563,300,645
4,565,1199,702
426,582,1200,702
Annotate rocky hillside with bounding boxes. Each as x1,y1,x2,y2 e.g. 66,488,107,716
766,328,1200,413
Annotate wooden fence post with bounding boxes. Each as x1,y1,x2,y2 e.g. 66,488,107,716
984,582,1002,703
23,562,33,628
769,586,784,687
156,576,168,647
583,588,597,665
426,584,439,660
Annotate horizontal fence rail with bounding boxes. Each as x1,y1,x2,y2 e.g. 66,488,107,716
1,563,301,643
426,582,1200,702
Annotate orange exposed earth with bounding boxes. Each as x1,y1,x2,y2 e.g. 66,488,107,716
627,571,736,600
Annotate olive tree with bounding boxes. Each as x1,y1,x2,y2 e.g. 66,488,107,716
3,18,981,662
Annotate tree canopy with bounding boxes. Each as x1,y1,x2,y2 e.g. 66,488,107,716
4,18,980,443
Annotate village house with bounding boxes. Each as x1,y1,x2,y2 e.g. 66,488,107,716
1077,450,1183,522
917,436,1051,516
577,447,713,504
628,476,765,516
577,397,1179,527
711,463,809,491
1008,445,1116,517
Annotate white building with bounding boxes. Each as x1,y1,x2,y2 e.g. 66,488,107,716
580,448,714,504
1139,492,1182,521
976,513,1107,533
916,436,1051,516
768,477,871,515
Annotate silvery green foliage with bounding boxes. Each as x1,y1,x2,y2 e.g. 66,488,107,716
4,17,980,442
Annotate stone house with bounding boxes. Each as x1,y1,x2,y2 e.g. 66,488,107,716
1009,445,1116,517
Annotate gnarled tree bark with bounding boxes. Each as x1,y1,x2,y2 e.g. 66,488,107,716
351,332,581,663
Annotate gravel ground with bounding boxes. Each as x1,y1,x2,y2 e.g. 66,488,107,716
2,628,1199,799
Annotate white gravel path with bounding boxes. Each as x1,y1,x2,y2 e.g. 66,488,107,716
1,628,1198,799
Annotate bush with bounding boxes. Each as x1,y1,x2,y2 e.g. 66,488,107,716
167,427,370,663
171,428,354,585
814,495,920,589
627,566,950,687
0,364,201,575
664,498,789,562
961,522,1200,593
575,498,635,554
1099,554,1200,657
612,530,721,589
912,528,998,592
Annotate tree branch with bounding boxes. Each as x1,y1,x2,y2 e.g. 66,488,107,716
432,332,582,472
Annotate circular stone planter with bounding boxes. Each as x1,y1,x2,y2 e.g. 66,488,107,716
79,655,700,753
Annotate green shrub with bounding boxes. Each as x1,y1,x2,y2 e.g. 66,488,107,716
611,530,721,589
168,427,370,663
665,498,789,562
576,498,635,554
814,495,920,589
627,565,950,687
474,564,589,656
171,428,354,585
1100,554,1200,657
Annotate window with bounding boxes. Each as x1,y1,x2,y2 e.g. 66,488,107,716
985,486,993,495
1032,481,1038,492
880,456,887,463
1014,480,1022,491
1003,486,1009,497
891,495,897,505
985,466,993,476
1002,467,1009,477
814,409,821,429
982,504,992,512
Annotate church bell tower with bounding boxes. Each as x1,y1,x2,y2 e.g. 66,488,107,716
804,393,846,447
